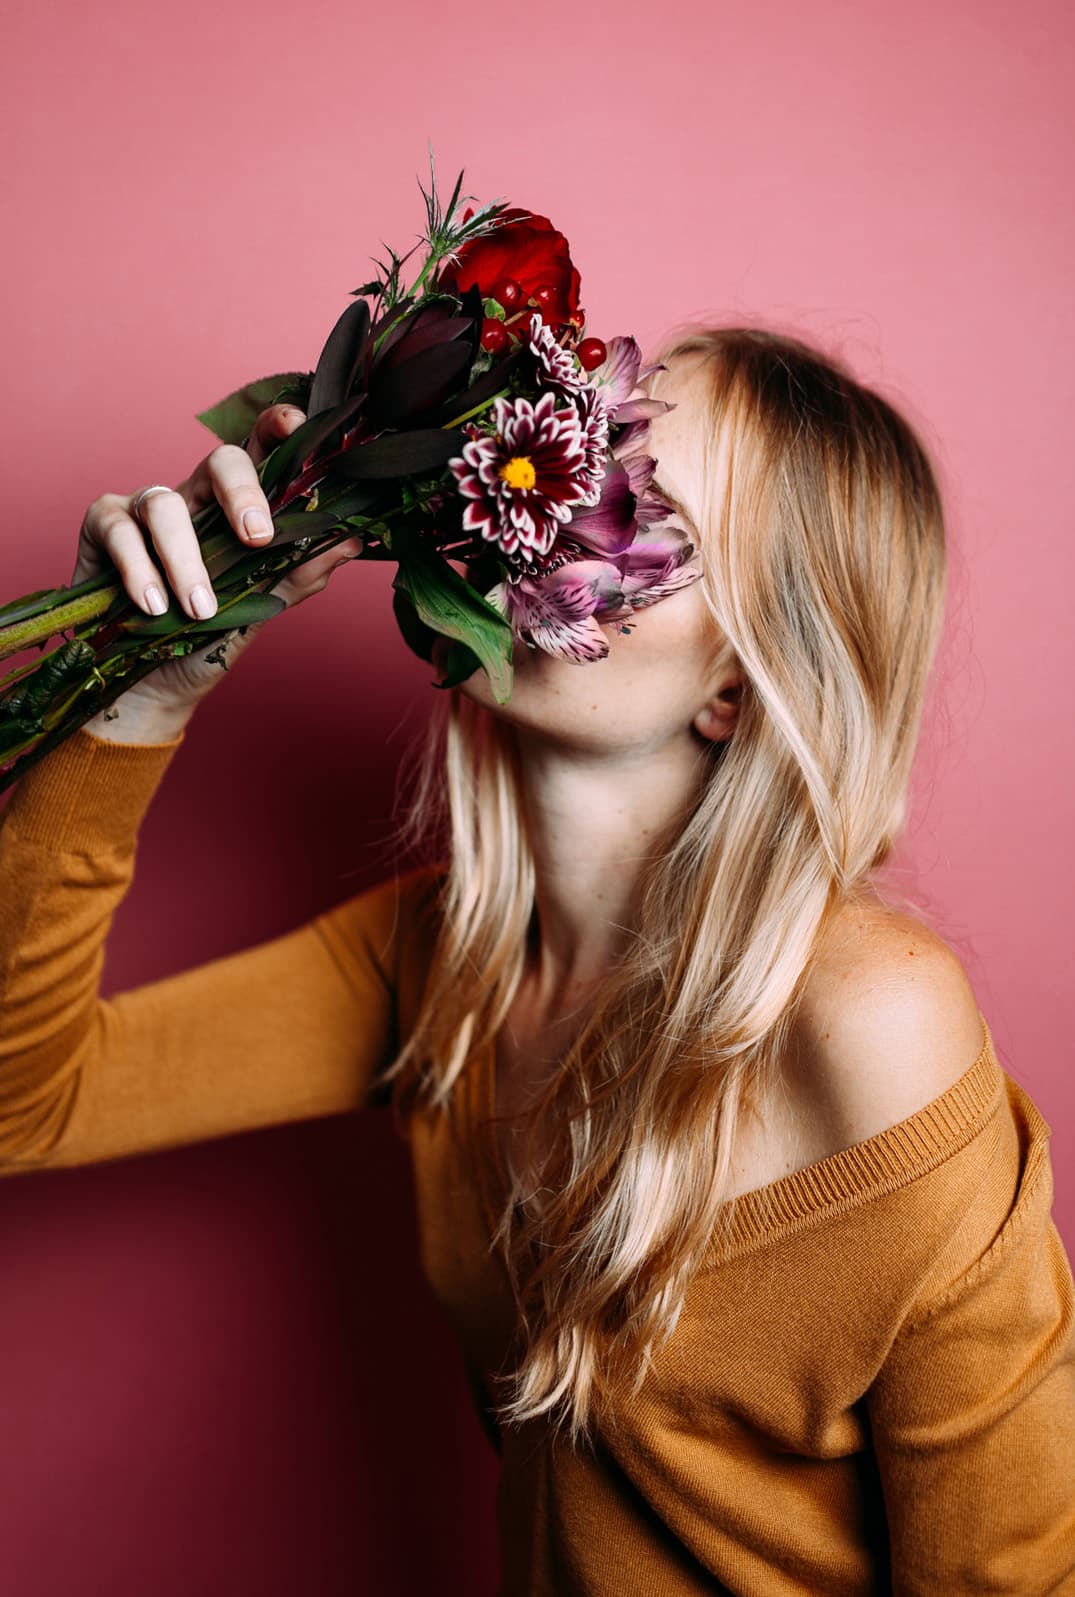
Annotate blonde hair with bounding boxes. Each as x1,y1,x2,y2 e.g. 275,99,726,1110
377,324,948,1444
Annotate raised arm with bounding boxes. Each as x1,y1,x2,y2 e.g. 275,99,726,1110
0,400,429,1174
0,723,433,1175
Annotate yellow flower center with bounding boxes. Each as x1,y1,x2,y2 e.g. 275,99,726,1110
498,455,537,491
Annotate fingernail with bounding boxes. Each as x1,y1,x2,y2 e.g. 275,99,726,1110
144,584,167,615
242,508,273,542
190,585,216,619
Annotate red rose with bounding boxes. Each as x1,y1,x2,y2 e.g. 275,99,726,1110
437,208,583,331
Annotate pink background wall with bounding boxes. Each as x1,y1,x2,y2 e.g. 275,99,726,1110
1,0,1071,1591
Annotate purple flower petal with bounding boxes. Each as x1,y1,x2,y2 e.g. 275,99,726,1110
559,459,637,557
625,561,703,610
611,396,674,424
610,417,654,459
614,540,704,610
503,565,620,662
620,451,656,498
587,335,642,411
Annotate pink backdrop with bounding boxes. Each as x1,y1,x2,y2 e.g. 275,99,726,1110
1,1,1071,1591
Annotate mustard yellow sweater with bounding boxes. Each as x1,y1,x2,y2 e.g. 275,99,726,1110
1,726,1073,1596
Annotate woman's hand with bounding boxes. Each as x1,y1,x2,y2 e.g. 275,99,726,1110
75,405,363,737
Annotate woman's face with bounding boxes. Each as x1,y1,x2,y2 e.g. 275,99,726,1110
437,355,742,758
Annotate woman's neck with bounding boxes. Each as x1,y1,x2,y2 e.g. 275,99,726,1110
512,726,710,1014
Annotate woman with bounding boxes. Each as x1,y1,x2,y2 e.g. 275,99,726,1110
1,326,1072,1593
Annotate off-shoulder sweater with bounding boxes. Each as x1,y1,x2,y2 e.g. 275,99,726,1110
1,726,1073,1596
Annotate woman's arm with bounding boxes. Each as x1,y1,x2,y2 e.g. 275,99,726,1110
0,724,423,1175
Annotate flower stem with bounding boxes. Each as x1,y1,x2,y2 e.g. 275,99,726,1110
0,583,124,658
442,388,511,430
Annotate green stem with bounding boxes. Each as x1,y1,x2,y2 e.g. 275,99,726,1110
0,584,123,656
442,387,511,430
0,500,402,772
0,499,236,661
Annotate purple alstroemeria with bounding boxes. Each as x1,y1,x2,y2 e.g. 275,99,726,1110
584,333,680,539
485,532,703,663
554,456,637,560
485,560,621,662
611,537,703,614
587,334,671,423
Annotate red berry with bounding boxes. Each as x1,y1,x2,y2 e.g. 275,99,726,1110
480,318,510,354
533,285,557,315
497,278,522,309
577,337,607,371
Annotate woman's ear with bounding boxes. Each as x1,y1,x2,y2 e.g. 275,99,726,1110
693,675,743,743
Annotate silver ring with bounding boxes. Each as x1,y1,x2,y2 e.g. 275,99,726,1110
132,484,174,522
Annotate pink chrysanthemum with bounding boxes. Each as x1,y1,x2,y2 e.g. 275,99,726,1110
574,384,610,497
528,312,587,394
448,390,595,563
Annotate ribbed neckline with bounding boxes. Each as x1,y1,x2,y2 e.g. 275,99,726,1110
468,1014,1005,1264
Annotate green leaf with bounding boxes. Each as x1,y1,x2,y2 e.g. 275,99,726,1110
118,591,287,636
391,589,436,663
267,484,382,543
435,639,482,689
391,540,513,703
34,638,94,700
481,297,506,321
195,373,310,444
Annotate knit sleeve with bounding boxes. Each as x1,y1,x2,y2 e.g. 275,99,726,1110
0,725,422,1176
864,1084,1075,1592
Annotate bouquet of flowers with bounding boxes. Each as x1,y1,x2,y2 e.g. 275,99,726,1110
0,154,699,793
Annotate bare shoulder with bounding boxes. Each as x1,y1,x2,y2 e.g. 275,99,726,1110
788,895,989,1149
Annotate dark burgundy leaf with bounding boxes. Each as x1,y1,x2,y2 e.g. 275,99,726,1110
336,428,468,479
308,298,371,418
426,344,525,426
367,296,419,364
261,391,366,498
367,341,474,427
378,312,476,371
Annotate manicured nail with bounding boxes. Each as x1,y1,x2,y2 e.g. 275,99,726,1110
190,585,216,619
144,584,167,615
242,508,273,542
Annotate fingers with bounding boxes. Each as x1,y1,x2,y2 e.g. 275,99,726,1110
120,488,221,620
200,443,277,546
269,533,364,609
178,405,306,513
74,404,308,621
133,443,277,619
245,403,306,468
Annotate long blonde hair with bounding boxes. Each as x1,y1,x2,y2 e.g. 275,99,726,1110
377,325,948,1444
